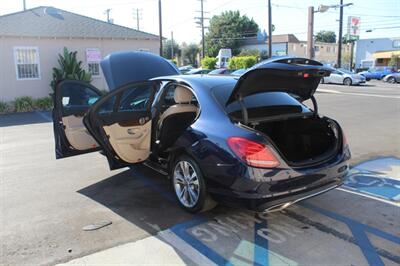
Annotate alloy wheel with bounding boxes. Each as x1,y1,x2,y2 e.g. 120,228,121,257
173,161,200,208
344,78,352,86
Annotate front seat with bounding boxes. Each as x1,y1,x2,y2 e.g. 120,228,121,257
157,86,198,151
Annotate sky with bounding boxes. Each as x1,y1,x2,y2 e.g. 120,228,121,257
2,0,400,43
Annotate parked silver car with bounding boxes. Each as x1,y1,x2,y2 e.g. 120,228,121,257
321,68,366,86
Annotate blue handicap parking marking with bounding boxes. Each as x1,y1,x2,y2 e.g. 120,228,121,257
344,157,400,202
131,165,399,266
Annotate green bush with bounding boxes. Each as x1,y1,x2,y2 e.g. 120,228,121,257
0,101,13,114
14,96,34,112
239,49,260,57
34,97,53,110
228,56,257,69
50,47,92,94
201,57,217,70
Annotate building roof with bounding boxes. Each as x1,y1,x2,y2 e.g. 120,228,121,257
0,6,159,40
241,34,300,46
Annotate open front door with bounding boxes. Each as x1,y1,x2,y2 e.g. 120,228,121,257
53,80,102,159
84,81,159,170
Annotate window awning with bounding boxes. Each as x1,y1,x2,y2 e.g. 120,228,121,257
373,50,400,59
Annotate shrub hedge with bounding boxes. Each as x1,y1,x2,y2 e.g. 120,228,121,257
201,57,217,70
0,96,53,114
228,56,257,70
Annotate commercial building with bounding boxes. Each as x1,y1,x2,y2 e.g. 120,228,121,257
355,37,400,69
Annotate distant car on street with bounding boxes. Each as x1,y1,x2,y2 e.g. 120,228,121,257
231,68,247,76
382,72,400,84
321,68,366,86
208,68,234,75
178,65,194,74
184,68,211,75
359,66,395,81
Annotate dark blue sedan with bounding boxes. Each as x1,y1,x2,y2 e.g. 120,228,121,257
52,52,350,213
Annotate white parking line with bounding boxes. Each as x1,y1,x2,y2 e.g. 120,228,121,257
336,187,400,207
318,89,400,99
159,229,218,266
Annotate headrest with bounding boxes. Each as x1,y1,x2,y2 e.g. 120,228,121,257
174,86,193,104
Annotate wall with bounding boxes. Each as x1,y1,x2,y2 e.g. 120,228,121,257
0,37,159,101
288,42,351,66
355,38,400,68
240,43,288,56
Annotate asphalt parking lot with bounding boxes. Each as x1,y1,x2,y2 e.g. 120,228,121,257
1,80,399,265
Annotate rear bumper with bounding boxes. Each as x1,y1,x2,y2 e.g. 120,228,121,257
207,152,349,212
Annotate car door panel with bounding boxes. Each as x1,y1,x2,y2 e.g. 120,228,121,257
85,81,159,170
103,120,151,163
62,115,98,150
53,80,102,159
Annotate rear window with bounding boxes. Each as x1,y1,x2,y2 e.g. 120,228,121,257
212,84,311,120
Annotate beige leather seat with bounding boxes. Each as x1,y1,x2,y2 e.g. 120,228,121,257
157,86,198,150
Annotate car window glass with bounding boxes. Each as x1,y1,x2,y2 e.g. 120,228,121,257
161,84,198,109
118,83,152,112
60,83,100,115
98,95,116,115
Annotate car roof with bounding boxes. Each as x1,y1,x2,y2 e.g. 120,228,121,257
153,74,238,91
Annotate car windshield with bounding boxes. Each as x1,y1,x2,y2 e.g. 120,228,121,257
231,69,246,75
209,69,224,74
338,68,353,74
212,84,311,120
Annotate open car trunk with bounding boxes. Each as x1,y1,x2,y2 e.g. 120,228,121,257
254,116,340,166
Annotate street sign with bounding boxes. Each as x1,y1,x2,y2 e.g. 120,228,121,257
347,16,360,41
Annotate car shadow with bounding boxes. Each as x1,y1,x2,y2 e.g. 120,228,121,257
77,164,226,263
0,111,52,127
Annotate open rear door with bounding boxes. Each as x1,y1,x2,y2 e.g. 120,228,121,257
53,80,102,159
84,81,160,170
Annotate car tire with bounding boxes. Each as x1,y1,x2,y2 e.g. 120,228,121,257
320,78,325,84
387,77,396,84
171,155,217,213
343,78,352,86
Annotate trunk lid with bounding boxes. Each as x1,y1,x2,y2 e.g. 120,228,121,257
226,57,331,105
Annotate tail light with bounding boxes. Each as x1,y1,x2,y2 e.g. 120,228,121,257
227,137,280,168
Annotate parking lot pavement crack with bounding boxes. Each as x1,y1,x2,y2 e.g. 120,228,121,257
285,210,400,264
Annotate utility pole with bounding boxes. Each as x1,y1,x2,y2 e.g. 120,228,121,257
349,41,354,71
171,31,174,59
132,8,142,30
104,9,112,23
307,6,314,59
200,0,205,58
195,0,208,58
158,0,163,56
268,0,272,58
337,0,344,67
23,0,26,10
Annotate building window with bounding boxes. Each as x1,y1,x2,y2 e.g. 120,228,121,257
88,63,100,76
314,46,319,52
86,48,101,77
326,46,331,52
14,47,41,80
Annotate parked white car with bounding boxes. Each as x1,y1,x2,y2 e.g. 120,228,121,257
321,68,366,86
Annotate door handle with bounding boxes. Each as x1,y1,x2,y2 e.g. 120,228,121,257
127,128,136,135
